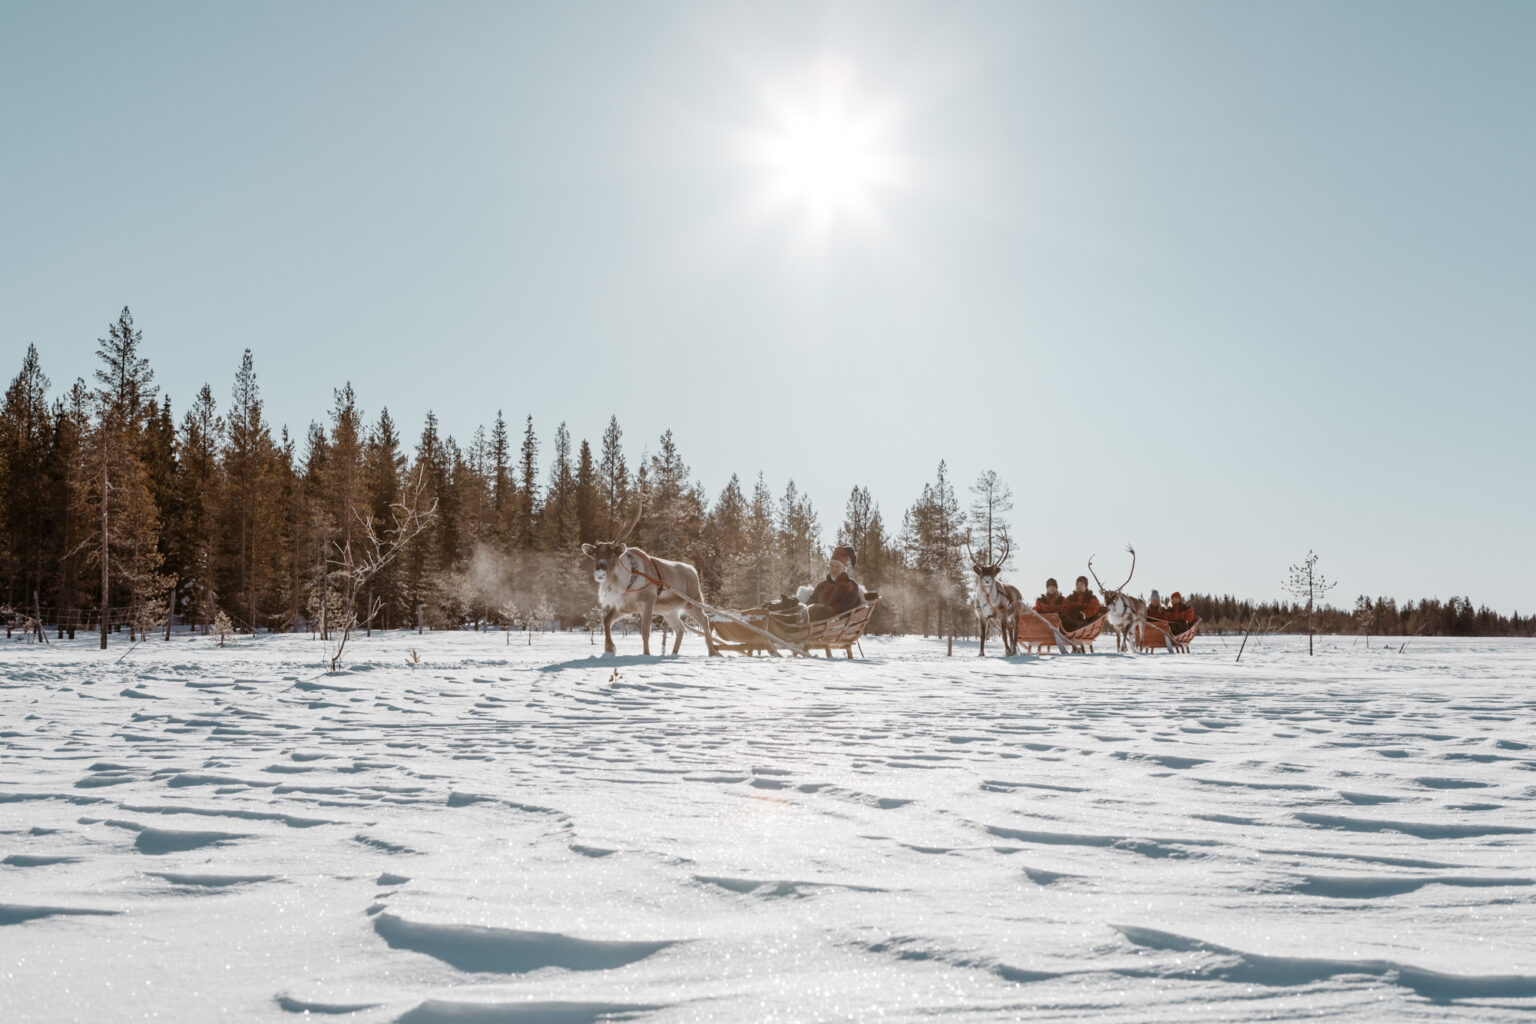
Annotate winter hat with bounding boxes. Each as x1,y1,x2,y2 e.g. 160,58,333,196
1149,589,1161,603
1045,578,1058,588
1170,591,1183,602
831,545,857,569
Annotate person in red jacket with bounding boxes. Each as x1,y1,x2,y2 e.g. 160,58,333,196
1034,578,1064,614
1163,591,1195,630
1060,575,1102,630
805,545,864,622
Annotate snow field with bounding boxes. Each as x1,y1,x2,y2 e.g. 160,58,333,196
2,631,1535,1022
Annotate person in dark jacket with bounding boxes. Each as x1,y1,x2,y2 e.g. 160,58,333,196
1060,575,1102,630
805,545,864,622
1034,578,1064,614
1163,592,1195,630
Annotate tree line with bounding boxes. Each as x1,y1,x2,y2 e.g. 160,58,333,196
2,308,1530,643
1187,593,1534,639
0,309,997,642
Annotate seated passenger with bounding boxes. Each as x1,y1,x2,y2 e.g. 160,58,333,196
1060,575,1101,630
1164,591,1195,629
1034,578,1064,614
1146,589,1166,620
803,545,864,622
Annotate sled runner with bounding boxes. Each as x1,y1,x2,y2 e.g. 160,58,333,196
1137,618,1200,653
1016,611,1105,654
711,595,879,658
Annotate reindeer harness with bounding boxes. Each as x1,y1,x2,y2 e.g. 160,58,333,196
977,580,1011,620
621,551,669,595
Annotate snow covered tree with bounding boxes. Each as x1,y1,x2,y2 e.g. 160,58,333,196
1284,549,1337,656
213,609,234,646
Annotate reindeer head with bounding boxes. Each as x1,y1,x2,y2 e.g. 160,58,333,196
1088,545,1136,604
581,492,645,583
966,533,1009,590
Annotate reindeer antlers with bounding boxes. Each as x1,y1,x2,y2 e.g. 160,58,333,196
615,488,648,544
1088,545,1136,593
1118,544,1136,592
965,529,1010,569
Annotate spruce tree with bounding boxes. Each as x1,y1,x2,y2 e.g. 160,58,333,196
176,384,223,630
574,439,597,545
83,308,166,646
705,474,746,602
490,410,514,544
741,473,776,604
222,349,276,634
542,422,576,552
598,415,627,535
518,416,539,549
364,408,405,628
0,345,54,614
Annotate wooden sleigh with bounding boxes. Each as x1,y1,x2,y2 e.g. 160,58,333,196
711,596,879,658
1136,617,1200,653
1016,611,1106,654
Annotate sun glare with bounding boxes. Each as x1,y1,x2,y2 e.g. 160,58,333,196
745,58,901,234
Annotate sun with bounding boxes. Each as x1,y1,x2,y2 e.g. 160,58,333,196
744,59,901,233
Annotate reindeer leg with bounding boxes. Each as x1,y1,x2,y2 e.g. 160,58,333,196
666,610,684,655
602,606,618,655
978,615,987,657
695,584,720,657
639,594,655,655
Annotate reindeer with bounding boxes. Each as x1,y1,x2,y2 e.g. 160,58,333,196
580,495,719,657
967,533,1023,657
1087,545,1172,654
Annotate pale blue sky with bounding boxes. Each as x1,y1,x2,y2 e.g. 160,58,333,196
3,1,1532,611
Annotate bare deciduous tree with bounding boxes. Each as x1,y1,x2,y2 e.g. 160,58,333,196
324,470,438,671
1284,549,1337,656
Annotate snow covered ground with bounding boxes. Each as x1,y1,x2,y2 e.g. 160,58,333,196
3,630,1535,1022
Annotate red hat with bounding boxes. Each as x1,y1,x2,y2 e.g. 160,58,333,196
832,545,857,568
1170,591,1183,602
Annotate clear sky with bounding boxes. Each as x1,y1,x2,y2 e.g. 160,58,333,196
3,1,1533,611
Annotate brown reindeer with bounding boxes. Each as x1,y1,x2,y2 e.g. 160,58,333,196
968,533,1023,657
1087,545,1172,654
580,495,719,657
